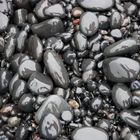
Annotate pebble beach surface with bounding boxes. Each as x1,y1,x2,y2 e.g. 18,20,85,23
1,0,140,140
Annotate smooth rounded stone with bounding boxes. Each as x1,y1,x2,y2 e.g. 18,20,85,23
18,59,41,79
98,15,109,30
61,110,73,122
91,97,103,111
11,79,28,100
70,77,83,87
0,70,12,95
73,31,87,51
53,88,66,98
110,11,122,29
27,13,38,24
45,37,64,51
120,110,140,129
98,83,111,96
9,74,19,93
15,124,29,140
120,127,131,139
0,36,4,53
81,59,96,72
35,95,70,123
131,80,140,90
44,4,66,18
0,13,9,32
44,50,69,89
39,113,62,139
14,9,27,26
97,119,110,131
112,83,132,109
31,17,64,38
104,38,140,57
72,7,84,18
7,25,19,37
28,35,43,62
16,30,28,52
77,0,114,11
82,70,97,82
8,116,20,128
14,0,30,9
4,36,16,60
80,12,99,36
34,0,50,19
28,72,53,95
125,133,138,140
0,0,9,13
63,50,76,65
72,127,109,140
11,53,30,73
132,96,140,106
110,29,122,40
124,2,137,16
103,57,140,83
87,81,97,91
18,94,34,112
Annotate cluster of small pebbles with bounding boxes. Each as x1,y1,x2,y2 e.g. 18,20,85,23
1,0,140,140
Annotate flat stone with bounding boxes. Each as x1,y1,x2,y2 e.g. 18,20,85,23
72,127,109,140
77,0,114,11
31,17,64,38
103,57,140,82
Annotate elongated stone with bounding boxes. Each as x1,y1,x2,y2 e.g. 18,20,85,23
28,35,43,62
0,13,9,32
80,12,99,36
120,110,140,129
35,95,70,123
103,57,140,82
31,17,64,38
28,72,53,95
72,127,109,140
77,0,114,11
104,38,140,57
44,50,69,89
112,83,132,109
74,31,87,51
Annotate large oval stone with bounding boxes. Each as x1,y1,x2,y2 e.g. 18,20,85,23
77,0,114,11
112,83,132,109
103,57,140,82
72,127,109,140
35,95,70,123
80,12,99,36
104,38,140,57
44,50,69,89
31,17,64,38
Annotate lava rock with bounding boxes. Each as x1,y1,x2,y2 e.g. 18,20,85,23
28,72,53,95
31,17,64,38
39,113,62,139
80,12,99,36
72,127,109,140
44,50,69,89
35,95,70,123
77,0,114,11
112,83,132,109
103,57,140,82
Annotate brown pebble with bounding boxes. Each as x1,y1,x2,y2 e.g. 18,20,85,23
72,7,84,18
0,104,13,114
68,99,79,109
8,116,21,127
